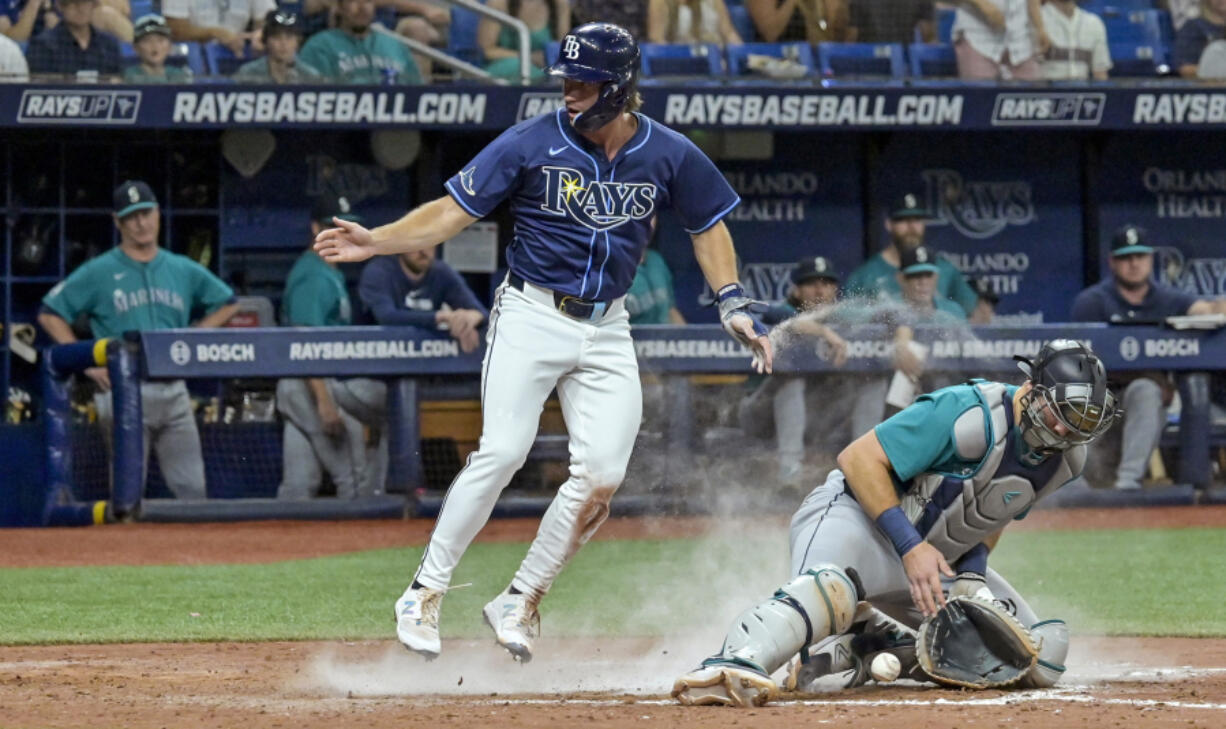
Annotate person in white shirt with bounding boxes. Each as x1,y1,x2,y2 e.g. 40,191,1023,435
0,31,29,80
952,0,1048,80
1040,0,1110,80
162,0,274,55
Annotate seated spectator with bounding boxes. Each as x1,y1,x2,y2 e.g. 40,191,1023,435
1175,0,1226,78
162,0,271,56
1040,0,1109,81
571,0,647,40
479,0,568,82
26,0,121,77
844,192,978,317
746,0,849,43
647,0,741,45
626,237,686,325
3,0,130,43
1071,225,1226,490
952,0,1047,80
0,27,29,79
123,14,192,82
357,246,487,350
298,0,424,83
738,256,849,487
233,9,323,82
847,0,934,43
1162,0,1201,32
276,195,371,500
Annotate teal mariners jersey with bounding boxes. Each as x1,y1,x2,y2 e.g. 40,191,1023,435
875,382,1019,485
282,249,352,326
42,247,234,339
297,29,422,84
625,250,677,325
844,251,979,315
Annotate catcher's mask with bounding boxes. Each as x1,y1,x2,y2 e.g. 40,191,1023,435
1014,339,1120,454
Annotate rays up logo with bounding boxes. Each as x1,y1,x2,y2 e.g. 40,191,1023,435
920,169,1036,239
540,166,657,231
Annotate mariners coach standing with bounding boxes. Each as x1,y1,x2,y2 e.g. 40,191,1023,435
39,180,238,501
316,23,771,663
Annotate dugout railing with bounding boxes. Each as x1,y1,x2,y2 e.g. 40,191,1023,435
40,322,1226,526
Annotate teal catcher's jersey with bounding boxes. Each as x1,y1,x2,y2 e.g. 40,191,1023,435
42,247,234,339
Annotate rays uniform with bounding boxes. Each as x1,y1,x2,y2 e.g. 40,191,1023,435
417,106,739,601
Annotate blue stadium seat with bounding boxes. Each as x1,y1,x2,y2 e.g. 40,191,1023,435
129,0,154,19
640,42,724,77
908,42,957,78
817,42,905,79
1098,8,1165,45
1109,41,1170,76
725,42,815,77
727,4,756,43
449,4,485,66
376,5,397,29
545,40,559,66
1083,0,1159,13
203,41,250,76
936,7,955,43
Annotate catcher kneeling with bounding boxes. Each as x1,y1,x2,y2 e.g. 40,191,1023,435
674,340,1121,706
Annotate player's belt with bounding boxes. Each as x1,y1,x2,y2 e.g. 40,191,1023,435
507,273,610,321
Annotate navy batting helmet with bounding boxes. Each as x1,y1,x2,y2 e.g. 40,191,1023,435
546,22,640,133
1015,340,1120,453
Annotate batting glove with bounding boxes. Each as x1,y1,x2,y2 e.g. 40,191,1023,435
716,283,768,346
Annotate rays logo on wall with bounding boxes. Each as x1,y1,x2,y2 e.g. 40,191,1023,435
1154,246,1226,296
920,168,1036,239
540,166,657,231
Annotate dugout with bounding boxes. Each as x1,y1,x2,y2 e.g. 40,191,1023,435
4,83,1226,524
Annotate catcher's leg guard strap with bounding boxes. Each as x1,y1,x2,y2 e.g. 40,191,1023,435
1018,619,1069,688
717,565,859,675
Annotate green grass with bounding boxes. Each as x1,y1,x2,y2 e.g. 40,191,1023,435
2,527,1223,644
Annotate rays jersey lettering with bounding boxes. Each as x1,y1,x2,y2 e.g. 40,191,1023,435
539,166,657,231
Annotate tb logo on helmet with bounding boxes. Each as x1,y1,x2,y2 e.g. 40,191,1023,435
562,36,581,60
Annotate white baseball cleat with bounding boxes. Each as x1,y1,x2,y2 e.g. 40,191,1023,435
394,584,445,659
482,589,540,663
672,662,777,707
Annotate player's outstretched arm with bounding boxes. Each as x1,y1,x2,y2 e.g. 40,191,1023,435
314,195,478,263
838,431,953,616
690,221,773,373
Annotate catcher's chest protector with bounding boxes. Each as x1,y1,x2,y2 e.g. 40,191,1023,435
900,382,1086,561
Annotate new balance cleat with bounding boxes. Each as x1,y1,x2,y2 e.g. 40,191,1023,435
393,584,445,659
482,589,540,663
672,662,777,707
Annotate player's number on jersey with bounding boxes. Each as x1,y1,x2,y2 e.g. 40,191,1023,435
563,36,580,60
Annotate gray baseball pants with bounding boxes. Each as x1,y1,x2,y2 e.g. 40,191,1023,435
94,379,206,500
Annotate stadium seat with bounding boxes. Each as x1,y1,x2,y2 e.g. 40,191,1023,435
545,40,559,66
448,4,485,66
203,41,251,76
817,42,905,79
640,42,724,77
129,0,154,19
1083,0,1158,13
936,7,955,43
908,42,957,78
176,42,208,76
725,42,815,77
727,4,756,43
1098,8,1165,45
1109,41,1170,76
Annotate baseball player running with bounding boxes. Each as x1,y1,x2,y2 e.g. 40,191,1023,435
315,22,771,663
672,340,1119,706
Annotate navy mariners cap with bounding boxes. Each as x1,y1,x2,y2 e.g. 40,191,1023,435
133,13,171,40
889,192,929,220
113,180,158,218
899,244,940,276
791,256,840,285
311,194,363,226
1110,224,1154,257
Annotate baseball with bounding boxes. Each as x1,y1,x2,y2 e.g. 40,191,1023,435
870,652,901,682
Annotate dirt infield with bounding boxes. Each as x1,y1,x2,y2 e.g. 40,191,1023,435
2,507,1226,729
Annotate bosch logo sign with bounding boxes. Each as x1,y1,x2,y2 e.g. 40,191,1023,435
1119,336,1140,362
170,340,192,365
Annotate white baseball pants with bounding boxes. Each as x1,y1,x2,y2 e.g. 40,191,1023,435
414,281,642,602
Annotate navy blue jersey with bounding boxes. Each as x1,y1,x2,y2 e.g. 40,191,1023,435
445,109,740,300
1070,278,1197,323
358,256,488,328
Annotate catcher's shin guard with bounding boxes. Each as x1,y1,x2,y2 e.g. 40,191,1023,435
1018,619,1069,688
716,565,860,676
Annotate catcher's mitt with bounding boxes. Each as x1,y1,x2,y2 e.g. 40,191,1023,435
915,596,1038,689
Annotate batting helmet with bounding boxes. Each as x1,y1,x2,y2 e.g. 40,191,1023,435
546,22,640,133
1015,340,1120,453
